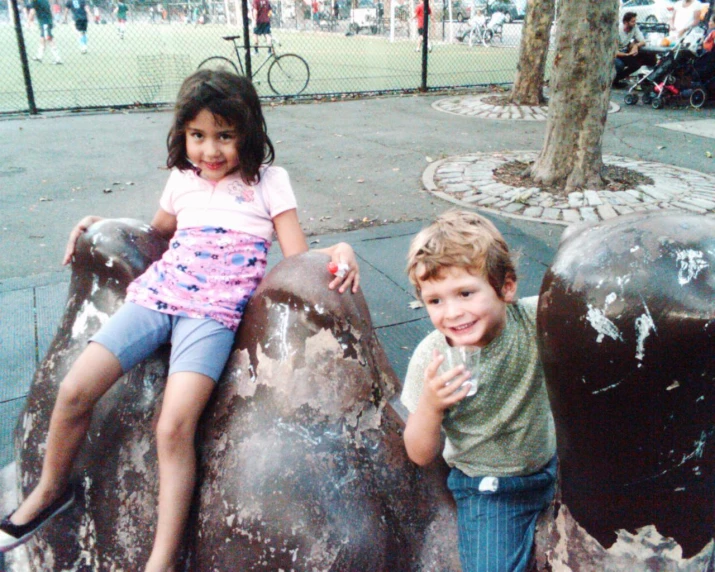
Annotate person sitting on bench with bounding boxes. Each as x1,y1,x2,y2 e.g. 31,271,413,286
614,11,657,87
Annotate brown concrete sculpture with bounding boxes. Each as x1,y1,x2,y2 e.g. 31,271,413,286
14,219,460,571
533,212,715,571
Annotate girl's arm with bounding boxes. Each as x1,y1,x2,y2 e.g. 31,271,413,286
403,350,472,466
273,209,360,294
150,208,178,240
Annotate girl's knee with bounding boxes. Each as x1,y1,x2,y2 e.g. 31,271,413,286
56,378,96,416
155,415,195,451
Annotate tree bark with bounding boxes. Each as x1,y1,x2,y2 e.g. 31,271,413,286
530,0,618,195
508,0,555,106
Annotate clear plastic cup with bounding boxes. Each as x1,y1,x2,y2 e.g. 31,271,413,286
441,346,480,397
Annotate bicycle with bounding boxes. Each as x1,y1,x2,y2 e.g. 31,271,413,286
466,20,493,47
456,15,492,47
198,35,310,96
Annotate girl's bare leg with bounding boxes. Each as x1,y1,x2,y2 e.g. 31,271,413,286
11,343,123,524
144,371,214,572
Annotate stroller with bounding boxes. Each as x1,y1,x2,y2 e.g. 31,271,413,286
624,24,714,109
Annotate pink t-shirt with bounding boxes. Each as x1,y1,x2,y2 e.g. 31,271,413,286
125,166,297,330
160,166,296,239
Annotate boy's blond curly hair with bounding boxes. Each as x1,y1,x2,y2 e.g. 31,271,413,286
406,210,517,299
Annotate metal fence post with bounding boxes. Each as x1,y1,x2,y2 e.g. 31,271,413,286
420,0,429,91
242,0,252,79
10,0,37,114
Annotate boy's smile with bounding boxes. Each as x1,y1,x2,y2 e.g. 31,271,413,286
420,266,516,348
185,109,240,182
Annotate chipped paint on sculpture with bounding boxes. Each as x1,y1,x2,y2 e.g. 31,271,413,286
534,211,715,570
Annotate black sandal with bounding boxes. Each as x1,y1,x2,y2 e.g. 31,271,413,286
0,486,76,552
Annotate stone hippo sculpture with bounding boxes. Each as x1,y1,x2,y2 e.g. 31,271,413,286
13,219,460,571
534,212,715,571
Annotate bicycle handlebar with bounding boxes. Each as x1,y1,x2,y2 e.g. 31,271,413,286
222,35,241,41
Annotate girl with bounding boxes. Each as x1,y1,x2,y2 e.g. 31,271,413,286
0,69,360,571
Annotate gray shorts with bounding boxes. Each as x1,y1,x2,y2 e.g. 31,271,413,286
90,302,235,383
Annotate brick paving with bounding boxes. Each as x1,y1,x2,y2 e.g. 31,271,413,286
423,150,715,225
432,93,621,120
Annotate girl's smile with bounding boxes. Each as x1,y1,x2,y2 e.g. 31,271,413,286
185,109,240,182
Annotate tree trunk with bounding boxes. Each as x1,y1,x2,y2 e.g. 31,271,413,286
508,0,555,105
530,0,618,195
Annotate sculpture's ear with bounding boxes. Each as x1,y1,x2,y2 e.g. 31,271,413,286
75,218,168,286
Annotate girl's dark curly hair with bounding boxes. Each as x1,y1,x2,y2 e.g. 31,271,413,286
167,69,275,184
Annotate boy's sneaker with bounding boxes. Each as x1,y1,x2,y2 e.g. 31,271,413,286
51,60,63,65
0,487,75,552
32,56,42,62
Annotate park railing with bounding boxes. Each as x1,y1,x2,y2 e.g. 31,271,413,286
1,0,527,115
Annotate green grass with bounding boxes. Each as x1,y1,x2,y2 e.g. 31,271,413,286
0,21,521,113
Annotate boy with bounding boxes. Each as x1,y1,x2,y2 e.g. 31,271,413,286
401,210,556,572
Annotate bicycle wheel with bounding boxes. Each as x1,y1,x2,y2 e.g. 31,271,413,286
467,28,477,47
197,56,239,74
483,29,493,45
268,54,310,96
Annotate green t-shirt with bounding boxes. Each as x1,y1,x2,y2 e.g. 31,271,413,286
401,297,556,477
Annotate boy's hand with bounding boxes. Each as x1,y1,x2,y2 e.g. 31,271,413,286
62,215,104,265
418,349,473,414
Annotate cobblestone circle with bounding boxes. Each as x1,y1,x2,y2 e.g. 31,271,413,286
423,151,715,225
431,93,620,120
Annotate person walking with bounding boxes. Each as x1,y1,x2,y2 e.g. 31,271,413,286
114,0,128,38
27,0,63,64
252,0,274,52
414,0,432,52
65,0,91,53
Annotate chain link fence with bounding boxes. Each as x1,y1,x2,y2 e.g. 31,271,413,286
1,0,531,114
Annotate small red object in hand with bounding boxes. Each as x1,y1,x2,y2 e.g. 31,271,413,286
327,261,349,278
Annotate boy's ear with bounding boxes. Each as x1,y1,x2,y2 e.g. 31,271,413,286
501,275,517,302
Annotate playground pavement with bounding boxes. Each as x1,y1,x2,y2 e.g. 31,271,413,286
1,89,714,514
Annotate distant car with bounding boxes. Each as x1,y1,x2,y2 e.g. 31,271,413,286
448,0,471,22
475,0,523,23
349,0,379,33
619,0,679,24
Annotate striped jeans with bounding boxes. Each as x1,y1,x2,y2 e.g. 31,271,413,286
447,455,557,572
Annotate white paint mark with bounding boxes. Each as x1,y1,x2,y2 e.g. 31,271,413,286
604,292,617,307
666,380,680,391
630,245,640,253
586,304,623,343
592,381,622,394
616,274,631,288
71,300,110,338
675,249,708,285
105,258,114,268
634,303,656,361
